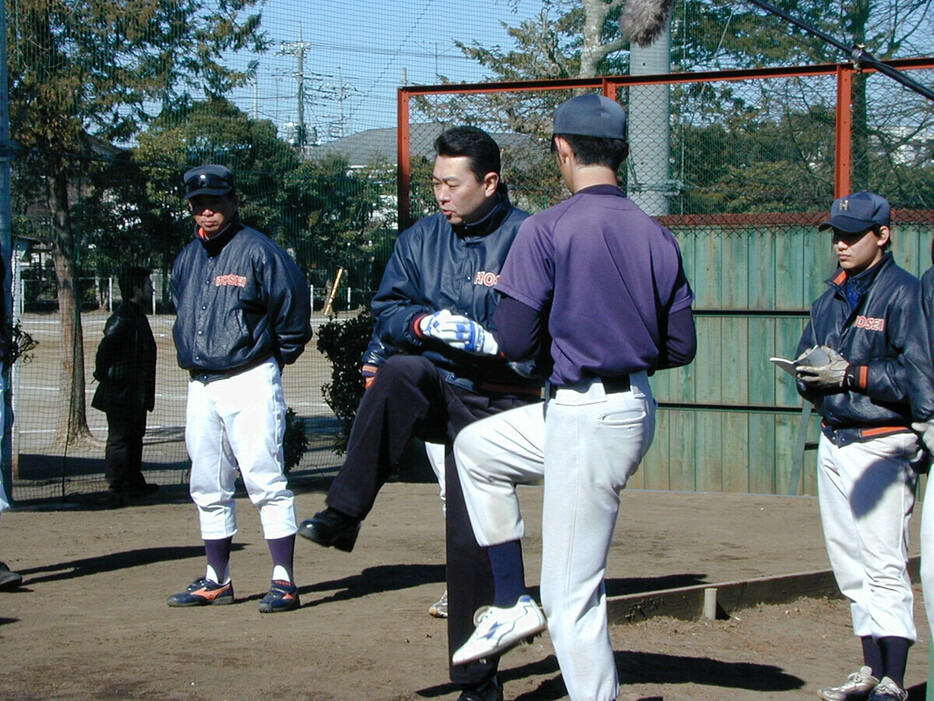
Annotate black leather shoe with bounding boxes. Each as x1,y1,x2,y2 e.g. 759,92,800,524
457,677,503,701
129,483,158,499
108,490,130,509
297,508,360,552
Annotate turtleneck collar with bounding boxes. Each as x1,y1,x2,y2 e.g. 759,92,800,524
196,212,243,257
454,191,510,239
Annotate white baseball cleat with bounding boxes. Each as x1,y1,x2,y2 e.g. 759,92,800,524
867,677,908,701
817,666,880,701
452,594,546,665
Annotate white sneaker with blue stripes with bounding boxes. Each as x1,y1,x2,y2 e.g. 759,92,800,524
452,594,546,665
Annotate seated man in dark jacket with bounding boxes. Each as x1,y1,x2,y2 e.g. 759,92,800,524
297,126,541,701
92,266,157,505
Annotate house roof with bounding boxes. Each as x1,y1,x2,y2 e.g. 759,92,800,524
309,124,440,166
309,124,536,168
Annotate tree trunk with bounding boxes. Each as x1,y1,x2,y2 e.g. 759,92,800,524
580,0,607,78
48,166,92,446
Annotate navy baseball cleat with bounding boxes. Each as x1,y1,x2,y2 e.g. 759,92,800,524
297,507,360,552
452,594,546,666
258,579,300,613
166,577,234,607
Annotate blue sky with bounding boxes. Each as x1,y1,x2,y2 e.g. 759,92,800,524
227,0,546,141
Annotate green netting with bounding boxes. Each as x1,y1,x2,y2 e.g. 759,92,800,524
4,0,933,502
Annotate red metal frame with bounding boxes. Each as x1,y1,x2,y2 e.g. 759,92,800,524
835,66,853,198
397,58,934,230
397,88,411,231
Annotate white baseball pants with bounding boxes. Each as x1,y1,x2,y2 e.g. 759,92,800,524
0,373,10,516
425,441,447,510
918,466,934,635
185,359,297,540
816,431,920,642
455,373,655,701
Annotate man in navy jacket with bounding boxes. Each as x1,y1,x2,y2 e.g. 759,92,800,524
167,165,312,615
297,127,540,701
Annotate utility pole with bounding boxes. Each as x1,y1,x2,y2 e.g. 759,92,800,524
337,68,345,139
316,69,356,140
277,25,312,148
0,0,12,489
253,78,259,120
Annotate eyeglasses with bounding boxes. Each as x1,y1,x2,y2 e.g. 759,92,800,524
185,172,232,195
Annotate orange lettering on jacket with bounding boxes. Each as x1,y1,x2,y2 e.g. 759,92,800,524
854,315,885,331
473,271,500,287
214,274,248,288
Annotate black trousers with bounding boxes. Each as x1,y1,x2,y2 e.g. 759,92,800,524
325,355,536,686
104,408,148,492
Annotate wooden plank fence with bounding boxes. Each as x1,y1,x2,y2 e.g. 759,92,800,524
637,218,934,496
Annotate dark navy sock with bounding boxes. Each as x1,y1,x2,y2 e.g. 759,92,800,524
267,534,296,583
487,539,526,607
861,635,883,680
204,537,232,584
878,636,910,688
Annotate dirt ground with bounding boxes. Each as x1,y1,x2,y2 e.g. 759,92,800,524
0,484,929,700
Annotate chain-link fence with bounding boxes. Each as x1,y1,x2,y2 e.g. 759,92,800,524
398,61,934,495
5,0,933,502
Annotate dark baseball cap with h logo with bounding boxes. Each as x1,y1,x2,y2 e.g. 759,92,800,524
183,164,235,200
818,191,890,234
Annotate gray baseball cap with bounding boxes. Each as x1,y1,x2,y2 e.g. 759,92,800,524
553,94,627,139
183,164,235,200
818,191,890,234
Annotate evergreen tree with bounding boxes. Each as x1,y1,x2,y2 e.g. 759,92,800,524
8,0,265,444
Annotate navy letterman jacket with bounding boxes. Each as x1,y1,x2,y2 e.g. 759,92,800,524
171,215,312,374
795,252,926,437
371,193,539,395
906,267,934,421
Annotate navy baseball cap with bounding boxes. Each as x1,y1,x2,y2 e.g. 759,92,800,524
818,191,890,233
553,94,627,139
183,164,235,200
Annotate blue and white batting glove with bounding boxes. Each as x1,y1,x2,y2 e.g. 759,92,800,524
419,309,460,343
419,310,499,356
444,317,499,356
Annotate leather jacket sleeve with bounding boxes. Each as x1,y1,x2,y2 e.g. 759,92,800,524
95,312,131,382
371,231,432,352
852,281,917,404
263,248,313,366
907,268,934,420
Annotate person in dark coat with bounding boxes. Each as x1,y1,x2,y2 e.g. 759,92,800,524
92,267,157,504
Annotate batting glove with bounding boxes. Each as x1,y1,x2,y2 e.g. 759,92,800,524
446,318,499,356
418,310,499,355
792,345,825,366
795,346,849,390
418,309,461,343
913,422,934,453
